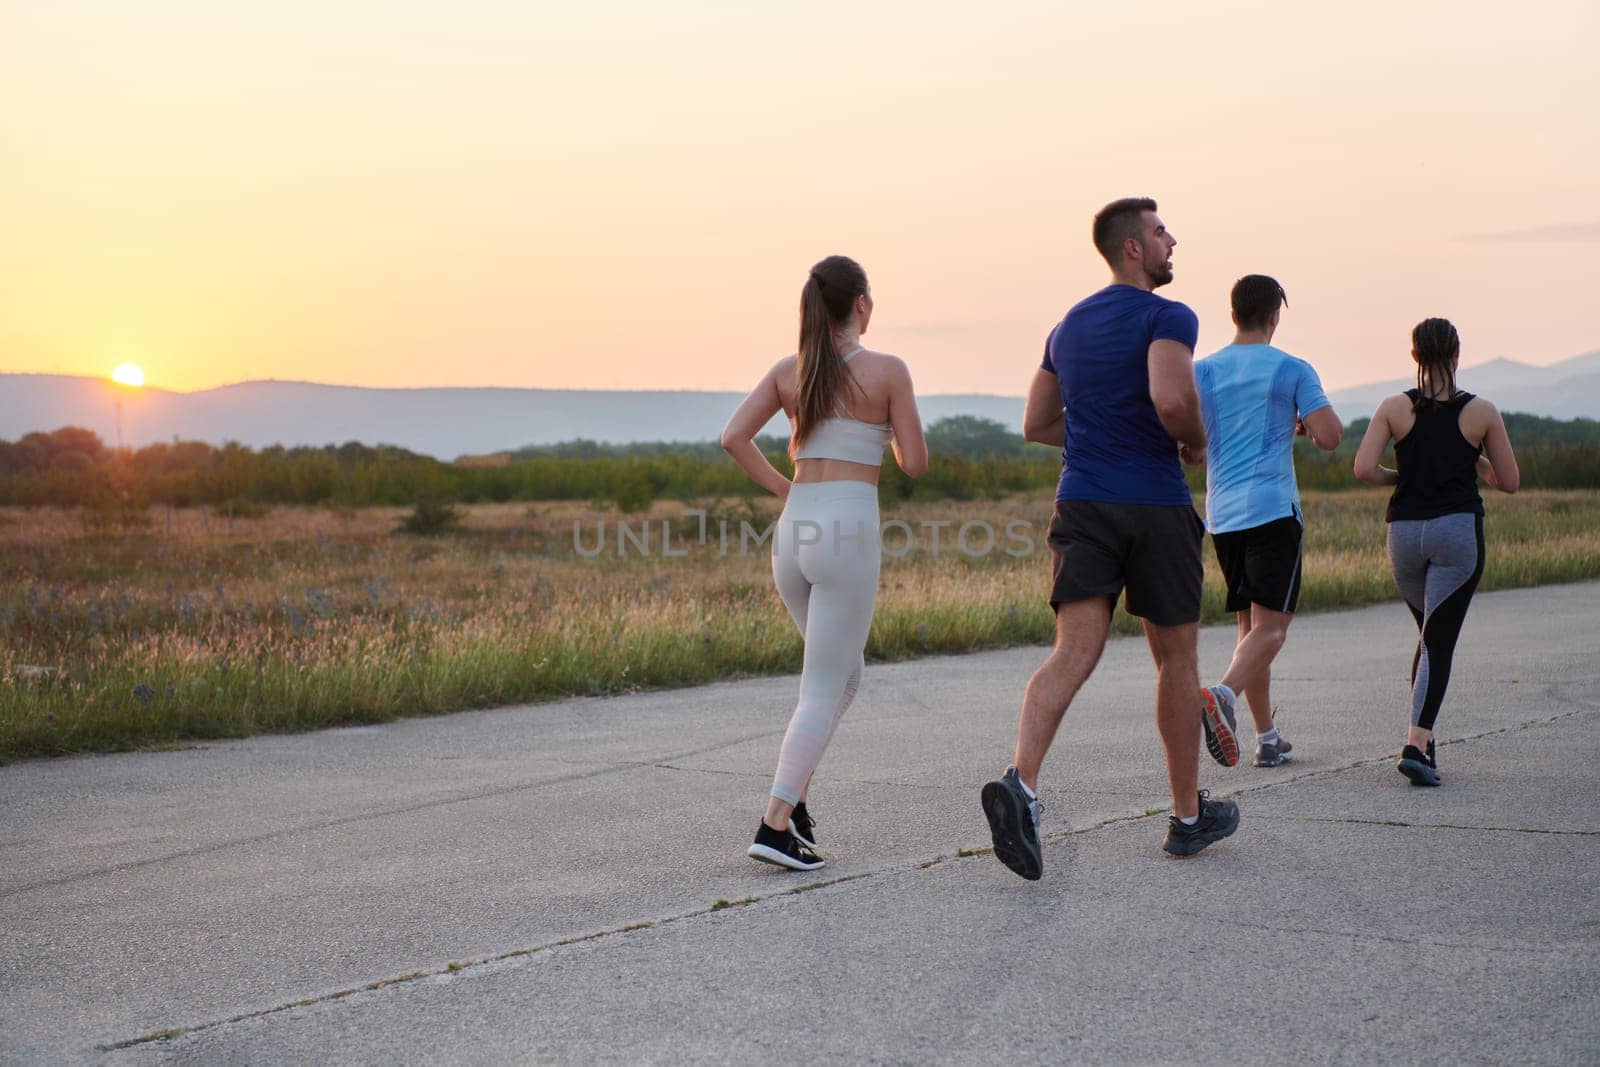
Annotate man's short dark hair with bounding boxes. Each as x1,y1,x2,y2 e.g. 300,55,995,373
1092,197,1158,266
1231,275,1288,332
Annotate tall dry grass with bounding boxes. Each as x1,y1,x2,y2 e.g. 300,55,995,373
4,490,1598,761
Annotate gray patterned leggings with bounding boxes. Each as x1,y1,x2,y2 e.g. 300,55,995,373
1386,513,1486,731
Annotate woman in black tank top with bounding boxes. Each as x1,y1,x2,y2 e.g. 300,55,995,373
1354,319,1519,787
1386,389,1485,523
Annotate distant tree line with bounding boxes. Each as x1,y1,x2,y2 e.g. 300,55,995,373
1289,412,1600,492
506,415,1039,464
2,412,1597,514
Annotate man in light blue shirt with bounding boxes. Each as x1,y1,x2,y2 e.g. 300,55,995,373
1194,275,1342,766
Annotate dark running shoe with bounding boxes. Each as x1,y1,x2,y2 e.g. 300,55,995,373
747,821,825,871
1162,791,1240,857
980,767,1043,881
1398,743,1440,787
1201,686,1241,767
1254,733,1293,767
789,802,817,850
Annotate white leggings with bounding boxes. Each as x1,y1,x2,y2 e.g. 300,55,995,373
768,481,881,805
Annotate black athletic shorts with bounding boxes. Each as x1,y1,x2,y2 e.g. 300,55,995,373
1210,513,1304,614
1046,500,1204,627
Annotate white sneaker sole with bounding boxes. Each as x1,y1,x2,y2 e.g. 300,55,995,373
746,842,825,871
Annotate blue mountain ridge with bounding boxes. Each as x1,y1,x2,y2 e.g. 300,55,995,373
2,349,1595,460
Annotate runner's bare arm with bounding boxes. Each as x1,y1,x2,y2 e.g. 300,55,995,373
1476,400,1520,493
886,356,928,478
1353,397,1399,486
1022,368,1065,448
1301,406,1343,451
720,359,793,498
1147,339,1205,451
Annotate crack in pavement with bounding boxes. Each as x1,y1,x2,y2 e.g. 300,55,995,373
3,729,782,901
101,738,1591,1057
98,872,876,1055
98,798,1195,1053
89,702,1600,1054
1219,704,1596,808
1257,814,1599,836
638,763,961,792
27,676,1599,904
538,756,977,792
1162,917,1590,955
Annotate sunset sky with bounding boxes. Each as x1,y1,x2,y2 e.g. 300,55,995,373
2,1,1596,397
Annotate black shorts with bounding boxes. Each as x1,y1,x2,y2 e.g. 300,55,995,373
1047,500,1204,627
1211,514,1303,614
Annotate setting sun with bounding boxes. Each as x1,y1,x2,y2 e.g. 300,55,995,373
111,363,145,388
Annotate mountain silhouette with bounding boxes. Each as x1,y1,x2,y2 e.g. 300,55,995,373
1324,350,1600,418
0,375,1026,460
4,348,1594,458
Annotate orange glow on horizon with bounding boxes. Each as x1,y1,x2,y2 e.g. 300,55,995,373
1,2,1595,396
111,363,145,388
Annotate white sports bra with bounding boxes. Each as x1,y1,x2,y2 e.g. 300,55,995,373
792,347,894,466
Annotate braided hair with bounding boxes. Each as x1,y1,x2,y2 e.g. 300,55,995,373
1411,317,1461,411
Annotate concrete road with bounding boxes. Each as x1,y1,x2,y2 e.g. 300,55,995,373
2,582,1596,1064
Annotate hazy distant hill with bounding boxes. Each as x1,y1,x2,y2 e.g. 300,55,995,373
0,375,1026,460
1325,349,1600,418
4,347,1595,458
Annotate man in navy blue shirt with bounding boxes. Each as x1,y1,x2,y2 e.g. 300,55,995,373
981,198,1242,877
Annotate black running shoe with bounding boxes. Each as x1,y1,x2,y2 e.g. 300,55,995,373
1162,791,1241,857
747,821,825,871
1254,734,1293,767
1398,743,1439,787
1201,687,1241,767
789,802,817,850
980,767,1043,881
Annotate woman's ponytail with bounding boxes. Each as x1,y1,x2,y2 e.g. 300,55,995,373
792,256,868,456
1411,317,1461,411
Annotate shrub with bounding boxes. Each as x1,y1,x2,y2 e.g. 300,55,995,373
397,499,463,535
609,468,654,513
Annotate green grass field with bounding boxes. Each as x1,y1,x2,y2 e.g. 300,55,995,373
4,489,1599,762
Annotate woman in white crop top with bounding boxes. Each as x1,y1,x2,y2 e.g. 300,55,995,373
721,254,927,871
